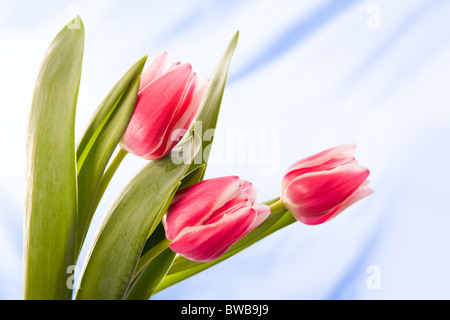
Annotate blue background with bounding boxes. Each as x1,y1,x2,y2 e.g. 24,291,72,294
1,0,450,299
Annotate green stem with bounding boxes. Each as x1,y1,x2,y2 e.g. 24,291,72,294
133,238,171,280
90,148,128,214
269,198,286,212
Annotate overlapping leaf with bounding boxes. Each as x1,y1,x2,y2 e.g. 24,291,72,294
75,56,146,257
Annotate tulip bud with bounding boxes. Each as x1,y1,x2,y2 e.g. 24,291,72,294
281,144,372,225
162,176,271,262
120,51,209,160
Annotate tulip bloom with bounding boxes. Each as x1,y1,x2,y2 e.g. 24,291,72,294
281,144,372,225
120,51,209,160
163,176,271,262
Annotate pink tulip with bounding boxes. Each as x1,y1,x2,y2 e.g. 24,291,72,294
120,51,209,160
281,144,372,225
162,176,271,262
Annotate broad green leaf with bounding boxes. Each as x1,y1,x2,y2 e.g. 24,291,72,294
75,57,146,258
153,200,296,294
74,134,199,300
126,32,239,299
24,17,84,299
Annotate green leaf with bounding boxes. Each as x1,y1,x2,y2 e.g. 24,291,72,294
75,56,146,258
123,223,175,300
178,164,206,190
153,200,296,294
74,134,199,300
24,16,84,299
75,56,146,167
188,30,239,173
126,248,176,300
126,31,240,299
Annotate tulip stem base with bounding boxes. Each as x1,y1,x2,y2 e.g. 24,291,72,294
269,198,286,213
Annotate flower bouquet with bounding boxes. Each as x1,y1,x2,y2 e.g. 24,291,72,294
24,16,372,300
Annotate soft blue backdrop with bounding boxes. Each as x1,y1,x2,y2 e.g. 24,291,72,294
1,0,449,299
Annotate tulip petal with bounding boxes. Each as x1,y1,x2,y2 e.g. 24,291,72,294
240,179,257,203
166,74,210,145
283,163,370,221
203,199,252,225
121,63,193,158
164,176,241,240
152,72,199,158
281,144,356,192
169,206,256,262
300,183,373,225
138,51,174,92
249,203,271,230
